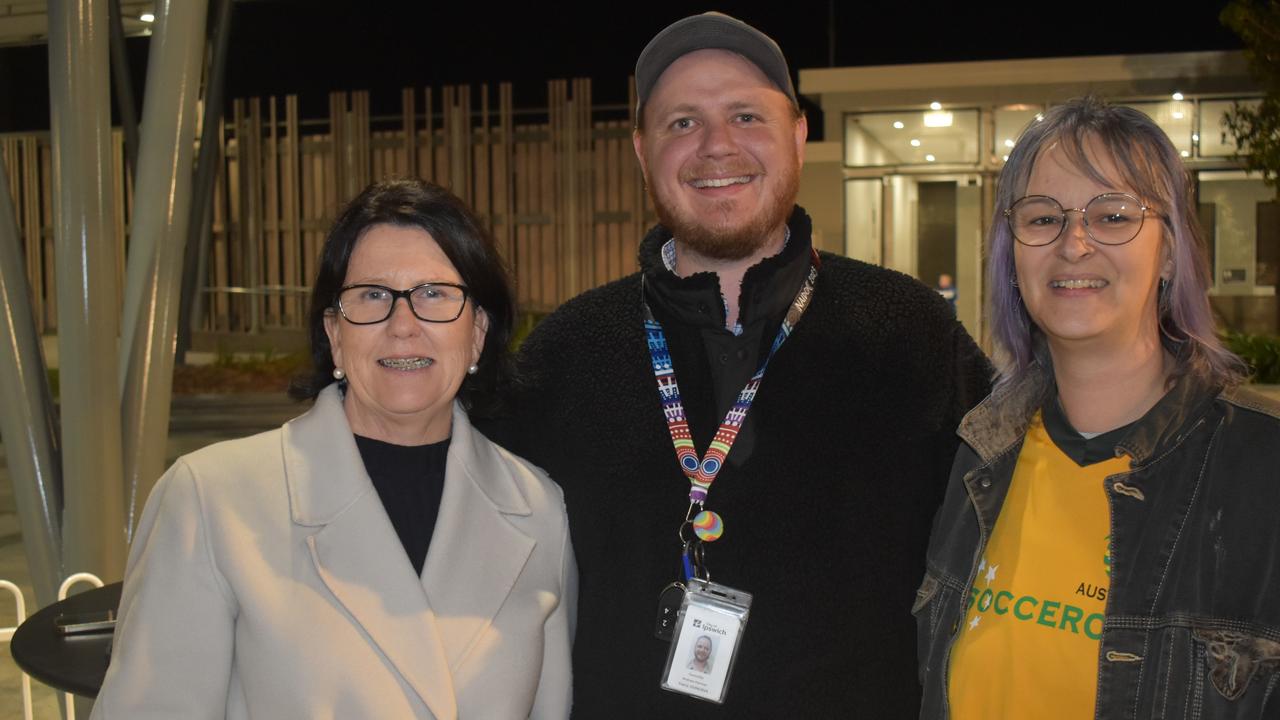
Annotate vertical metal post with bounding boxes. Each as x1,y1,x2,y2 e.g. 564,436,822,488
0,152,63,608
107,0,140,182
118,0,209,386
189,168,215,342
827,0,836,67
119,0,210,538
189,116,223,342
177,0,233,361
47,0,127,582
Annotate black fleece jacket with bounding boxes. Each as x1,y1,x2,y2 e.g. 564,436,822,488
481,207,992,718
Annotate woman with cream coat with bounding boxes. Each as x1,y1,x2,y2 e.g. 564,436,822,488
93,179,576,719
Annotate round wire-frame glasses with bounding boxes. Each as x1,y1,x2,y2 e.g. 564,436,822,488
1004,192,1152,247
334,282,470,325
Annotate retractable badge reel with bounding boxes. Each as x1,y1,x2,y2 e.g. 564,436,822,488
653,508,752,704
654,510,722,642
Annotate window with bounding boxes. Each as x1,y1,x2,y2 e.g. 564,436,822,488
844,109,980,167
1199,98,1261,158
993,106,1043,164
1123,101,1193,157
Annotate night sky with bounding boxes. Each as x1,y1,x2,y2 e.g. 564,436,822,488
0,0,1244,135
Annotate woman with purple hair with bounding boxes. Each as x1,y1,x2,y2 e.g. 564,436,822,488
914,96,1280,719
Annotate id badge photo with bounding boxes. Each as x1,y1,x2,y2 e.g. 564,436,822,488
660,578,752,704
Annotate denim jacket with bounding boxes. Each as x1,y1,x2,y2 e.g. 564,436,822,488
916,365,1280,719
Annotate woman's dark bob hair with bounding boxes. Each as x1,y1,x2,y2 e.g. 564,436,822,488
290,178,515,416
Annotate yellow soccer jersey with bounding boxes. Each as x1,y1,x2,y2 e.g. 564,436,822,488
948,411,1128,719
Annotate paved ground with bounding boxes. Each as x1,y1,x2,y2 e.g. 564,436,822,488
0,395,301,719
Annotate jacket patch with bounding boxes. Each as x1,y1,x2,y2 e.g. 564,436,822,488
1193,628,1280,700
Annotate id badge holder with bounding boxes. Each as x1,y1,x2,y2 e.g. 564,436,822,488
659,578,752,704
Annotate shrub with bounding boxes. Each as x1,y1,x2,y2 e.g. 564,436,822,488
1224,331,1280,384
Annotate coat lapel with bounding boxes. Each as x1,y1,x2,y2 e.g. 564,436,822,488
422,404,536,668
284,386,458,720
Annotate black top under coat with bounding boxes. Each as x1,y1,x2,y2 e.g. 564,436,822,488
354,434,449,576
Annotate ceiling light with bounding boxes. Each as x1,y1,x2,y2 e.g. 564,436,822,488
1172,111,1184,120
1003,139,1015,148
929,102,942,110
1181,150,1190,158
1172,92,1184,101
910,138,921,147
893,121,905,129
140,12,155,22
925,154,937,162
923,111,953,128
1035,113,1044,122
1002,155,1010,162
1192,133,1200,142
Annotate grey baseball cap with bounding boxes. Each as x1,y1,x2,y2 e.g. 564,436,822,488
635,12,797,113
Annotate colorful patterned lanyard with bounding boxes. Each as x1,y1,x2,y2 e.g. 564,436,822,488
642,250,820,543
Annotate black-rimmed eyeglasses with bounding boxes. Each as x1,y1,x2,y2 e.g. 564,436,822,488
334,283,470,325
1004,192,1152,247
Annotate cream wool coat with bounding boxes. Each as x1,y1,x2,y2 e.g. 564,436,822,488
91,385,576,719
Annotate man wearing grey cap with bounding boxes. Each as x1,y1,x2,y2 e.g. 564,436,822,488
484,11,990,716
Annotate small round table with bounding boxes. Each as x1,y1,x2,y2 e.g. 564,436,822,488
10,583,122,698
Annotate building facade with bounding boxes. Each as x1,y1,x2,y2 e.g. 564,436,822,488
795,51,1274,341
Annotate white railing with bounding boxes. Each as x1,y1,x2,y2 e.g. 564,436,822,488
57,573,105,720
0,579,33,720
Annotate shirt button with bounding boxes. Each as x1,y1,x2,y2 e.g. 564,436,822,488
697,303,710,314
980,477,992,488
719,353,729,364
735,348,747,361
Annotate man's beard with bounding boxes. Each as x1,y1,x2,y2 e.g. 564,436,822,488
649,161,800,262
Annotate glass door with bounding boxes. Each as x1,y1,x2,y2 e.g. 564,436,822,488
848,173,984,339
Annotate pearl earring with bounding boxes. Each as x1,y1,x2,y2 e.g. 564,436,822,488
333,367,345,380
467,364,479,375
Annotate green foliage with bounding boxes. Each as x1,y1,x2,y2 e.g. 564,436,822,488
173,351,309,394
213,345,237,368
1221,1,1280,195
211,345,287,371
1224,331,1280,383
510,311,547,352
1223,99,1280,192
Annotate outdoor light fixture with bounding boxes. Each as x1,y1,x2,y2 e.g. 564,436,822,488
925,154,936,162
893,121,905,129
923,111,953,128
140,12,155,22
910,138,921,147
1172,92,1184,101
929,101,942,110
